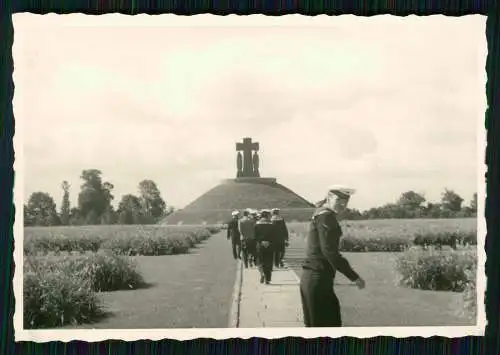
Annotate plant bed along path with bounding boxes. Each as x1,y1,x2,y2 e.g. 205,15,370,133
61,230,237,329
285,230,475,327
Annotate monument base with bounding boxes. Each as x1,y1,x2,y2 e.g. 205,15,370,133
222,177,277,184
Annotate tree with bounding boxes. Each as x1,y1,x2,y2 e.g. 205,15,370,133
117,194,144,225
397,191,426,210
60,181,71,225
77,169,114,225
24,192,60,226
138,179,166,223
470,193,478,213
423,202,442,218
441,189,464,213
69,207,84,225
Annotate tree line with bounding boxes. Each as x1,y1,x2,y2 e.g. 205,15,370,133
339,190,477,220
23,169,478,227
24,169,173,227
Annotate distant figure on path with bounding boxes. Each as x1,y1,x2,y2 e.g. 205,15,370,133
239,209,257,268
300,185,366,327
227,210,241,260
255,209,276,284
270,208,289,268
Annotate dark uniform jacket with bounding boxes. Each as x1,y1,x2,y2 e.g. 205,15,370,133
302,207,359,282
254,218,275,245
270,215,289,244
226,218,241,242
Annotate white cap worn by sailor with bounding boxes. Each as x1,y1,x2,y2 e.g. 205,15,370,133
231,210,240,216
328,184,356,198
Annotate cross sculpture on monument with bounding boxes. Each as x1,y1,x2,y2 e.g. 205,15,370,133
236,137,260,178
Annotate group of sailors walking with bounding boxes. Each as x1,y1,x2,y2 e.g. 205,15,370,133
225,185,366,328
226,208,289,284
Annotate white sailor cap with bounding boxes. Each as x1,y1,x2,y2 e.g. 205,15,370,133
271,208,280,213
231,210,240,216
328,185,356,198
260,209,271,215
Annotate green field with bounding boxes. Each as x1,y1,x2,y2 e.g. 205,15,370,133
284,218,478,326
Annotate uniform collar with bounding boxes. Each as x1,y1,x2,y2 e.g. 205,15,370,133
312,206,334,218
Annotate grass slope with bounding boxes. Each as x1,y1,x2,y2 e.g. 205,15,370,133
60,231,237,329
164,179,315,224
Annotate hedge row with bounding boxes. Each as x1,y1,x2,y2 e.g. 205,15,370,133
340,236,411,252
336,231,477,253
24,227,217,256
413,231,477,248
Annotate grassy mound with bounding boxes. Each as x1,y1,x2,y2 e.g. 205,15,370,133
395,249,476,292
163,179,314,224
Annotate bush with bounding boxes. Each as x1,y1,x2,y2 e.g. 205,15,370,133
461,268,477,321
24,271,103,329
101,229,212,256
26,252,145,292
395,249,477,292
340,236,411,252
24,233,102,255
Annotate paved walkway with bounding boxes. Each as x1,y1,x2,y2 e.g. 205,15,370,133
237,262,304,328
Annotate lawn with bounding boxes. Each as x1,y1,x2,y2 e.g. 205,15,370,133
285,218,478,326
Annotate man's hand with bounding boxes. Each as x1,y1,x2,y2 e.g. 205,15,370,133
285,241,289,247
354,277,365,289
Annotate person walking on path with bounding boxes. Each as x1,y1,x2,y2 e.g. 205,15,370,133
227,210,242,260
300,185,366,327
270,208,289,268
255,209,276,284
239,209,257,268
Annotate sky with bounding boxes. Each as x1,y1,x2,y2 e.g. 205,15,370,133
14,14,486,211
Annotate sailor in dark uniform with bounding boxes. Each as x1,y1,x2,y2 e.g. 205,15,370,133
270,208,289,268
255,209,276,284
226,210,241,260
300,185,366,327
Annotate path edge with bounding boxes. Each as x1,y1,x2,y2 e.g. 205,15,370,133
228,260,243,328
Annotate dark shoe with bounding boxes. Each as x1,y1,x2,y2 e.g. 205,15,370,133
265,281,270,285
260,275,265,284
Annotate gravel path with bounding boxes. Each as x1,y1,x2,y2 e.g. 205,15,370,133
64,231,238,329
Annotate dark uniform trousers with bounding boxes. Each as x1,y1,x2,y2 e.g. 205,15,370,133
271,216,289,267
241,238,257,267
227,219,241,260
300,269,341,327
255,219,276,283
300,207,359,327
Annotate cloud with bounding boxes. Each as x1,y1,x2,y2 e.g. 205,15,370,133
15,15,485,211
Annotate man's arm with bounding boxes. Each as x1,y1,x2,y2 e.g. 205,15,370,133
227,221,231,240
281,220,289,241
316,212,359,282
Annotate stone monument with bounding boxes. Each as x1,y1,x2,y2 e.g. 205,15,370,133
236,137,259,178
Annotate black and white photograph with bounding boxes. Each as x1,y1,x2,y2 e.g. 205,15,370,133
13,14,486,341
